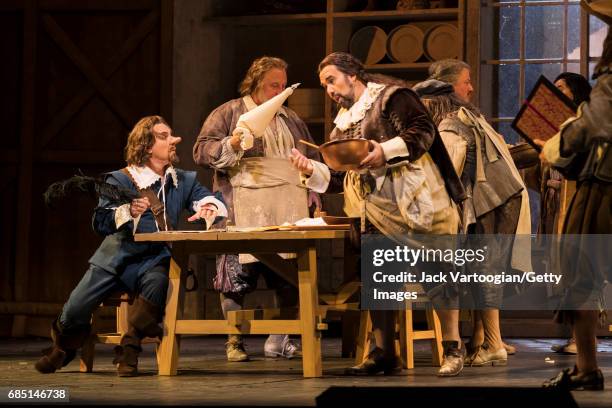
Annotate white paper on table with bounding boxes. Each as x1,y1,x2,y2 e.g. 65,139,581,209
293,217,328,227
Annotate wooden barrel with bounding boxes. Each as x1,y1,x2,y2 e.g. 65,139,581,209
423,23,458,61
386,24,425,63
349,26,387,65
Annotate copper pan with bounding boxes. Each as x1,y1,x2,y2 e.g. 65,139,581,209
299,138,371,171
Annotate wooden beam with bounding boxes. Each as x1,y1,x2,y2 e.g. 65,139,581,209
226,308,298,326
160,0,173,121
318,302,359,319
324,0,333,140
298,247,322,377
580,6,589,77
175,319,302,335
325,280,360,305
40,9,160,148
333,8,458,21
485,59,581,65
489,1,574,6
205,13,327,25
465,0,480,104
253,253,298,288
42,15,137,128
39,87,96,149
13,0,37,337
157,258,183,375
457,0,465,60
134,230,346,242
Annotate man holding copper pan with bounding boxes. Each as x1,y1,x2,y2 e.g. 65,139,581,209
290,52,467,376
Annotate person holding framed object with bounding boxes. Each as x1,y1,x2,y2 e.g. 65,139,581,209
539,2,611,389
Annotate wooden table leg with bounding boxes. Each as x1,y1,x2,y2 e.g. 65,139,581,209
157,257,183,375
354,310,372,365
427,307,444,367
298,246,322,378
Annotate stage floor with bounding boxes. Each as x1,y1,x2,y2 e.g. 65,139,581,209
1,336,611,406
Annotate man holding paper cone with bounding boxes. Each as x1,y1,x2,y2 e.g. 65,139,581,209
193,56,320,362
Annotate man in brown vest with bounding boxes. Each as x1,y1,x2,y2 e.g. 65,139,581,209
291,52,468,376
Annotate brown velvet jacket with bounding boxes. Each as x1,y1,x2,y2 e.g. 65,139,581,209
325,85,466,203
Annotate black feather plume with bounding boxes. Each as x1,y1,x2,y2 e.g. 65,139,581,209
44,170,140,208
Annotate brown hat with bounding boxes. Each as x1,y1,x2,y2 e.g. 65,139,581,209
581,0,612,24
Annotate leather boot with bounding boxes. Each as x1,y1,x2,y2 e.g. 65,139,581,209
438,340,465,377
129,296,163,339
226,335,249,362
345,347,402,376
113,329,142,377
467,341,507,366
35,319,90,374
543,365,604,391
111,296,162,377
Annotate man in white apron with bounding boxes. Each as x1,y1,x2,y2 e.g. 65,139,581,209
194,56,321,362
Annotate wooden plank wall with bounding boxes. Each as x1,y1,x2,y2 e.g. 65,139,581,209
1,0,172,337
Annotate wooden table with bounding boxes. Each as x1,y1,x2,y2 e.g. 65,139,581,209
134,229,348,377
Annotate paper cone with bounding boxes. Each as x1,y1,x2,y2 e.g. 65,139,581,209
236,83,301,137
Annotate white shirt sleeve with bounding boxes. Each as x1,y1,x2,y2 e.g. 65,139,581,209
380,136,409,161
209,136,245,169
114,203,142,234
300,160,331,194
192,196,228,218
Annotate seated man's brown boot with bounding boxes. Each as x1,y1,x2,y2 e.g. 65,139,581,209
113,330,142,377
35,319,90,374
128,296,163,339
112,296,162,377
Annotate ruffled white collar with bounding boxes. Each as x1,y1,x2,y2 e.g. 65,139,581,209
127,165,178,190
333,82,386,131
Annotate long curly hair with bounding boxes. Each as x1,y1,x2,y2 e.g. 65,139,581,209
239,56,288,96
124,115,168,166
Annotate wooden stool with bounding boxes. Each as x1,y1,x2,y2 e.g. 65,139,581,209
79,292,159,373
354,303,443,369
